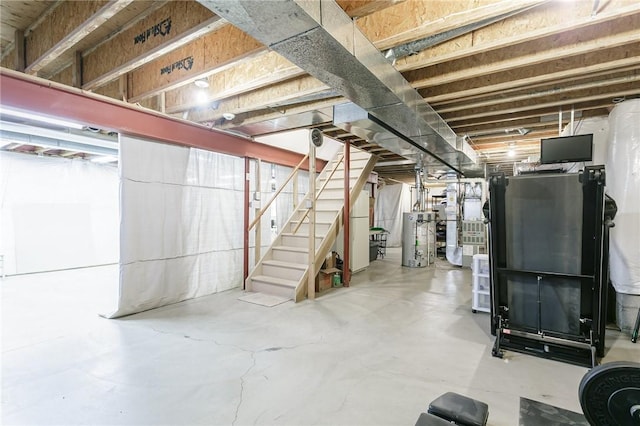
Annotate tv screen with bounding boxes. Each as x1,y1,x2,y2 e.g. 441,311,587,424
540,134,593,164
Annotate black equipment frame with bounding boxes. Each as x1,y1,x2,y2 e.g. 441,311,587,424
487,166,615,367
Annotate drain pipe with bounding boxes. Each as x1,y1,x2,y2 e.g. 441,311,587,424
445,174,463,266
412,163,424,212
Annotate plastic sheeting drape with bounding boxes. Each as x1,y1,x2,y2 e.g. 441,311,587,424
374,183,412,247
606,99,640,295
107,136,244,318
0,151,118,275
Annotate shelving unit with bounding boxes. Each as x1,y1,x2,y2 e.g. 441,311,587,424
472,253,490,313
431,194,447,259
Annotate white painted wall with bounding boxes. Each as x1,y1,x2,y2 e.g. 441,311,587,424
0,151,119,275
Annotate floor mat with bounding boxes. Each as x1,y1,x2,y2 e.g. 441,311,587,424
519,397,588,426
238,292,290,307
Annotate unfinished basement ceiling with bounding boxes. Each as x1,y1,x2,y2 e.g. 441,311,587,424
1,0,639,180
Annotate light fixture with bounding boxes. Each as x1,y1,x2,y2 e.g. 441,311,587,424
0,106,84,129
194,78,209,88
222,112,236,121
91,155,118,163
507,149,516,158
195,91,209,105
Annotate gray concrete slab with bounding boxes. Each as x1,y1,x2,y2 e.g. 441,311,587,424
2,249,636,425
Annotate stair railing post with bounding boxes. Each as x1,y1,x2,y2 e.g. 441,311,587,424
293,169,298,210
343,142,351,287
308,135,316,300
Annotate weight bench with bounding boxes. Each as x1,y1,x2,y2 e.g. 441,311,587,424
415,392,489,426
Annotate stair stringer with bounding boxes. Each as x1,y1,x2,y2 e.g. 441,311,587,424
294,151,378,301
246,147,378,301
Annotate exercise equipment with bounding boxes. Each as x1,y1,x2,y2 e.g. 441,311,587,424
415,362,640,426
428,392,489,426
579,361,640,426
486,167,617,367
632,306,640,344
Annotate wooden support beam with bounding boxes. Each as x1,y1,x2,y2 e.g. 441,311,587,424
447,102,612,128
127,24,264,103
443,81,639,122
359,0,548,51
188,75,333,123
395,1,640,72
424,49,640,105
142,0,404,111
25,0,134,75
82,2,224,90
165,2,638,127
118,74,129,102
437,72,640,114
71,51,82,88
452,117,569,134
14,30,25,72
406,13,640,89
164,51,304,114
49,65,73,86
338,0,406,18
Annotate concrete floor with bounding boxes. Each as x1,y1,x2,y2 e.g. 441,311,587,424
2,248,637,426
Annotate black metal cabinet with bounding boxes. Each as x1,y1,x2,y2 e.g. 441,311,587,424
487,166,615,367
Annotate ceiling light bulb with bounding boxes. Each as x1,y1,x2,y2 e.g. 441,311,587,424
194,79,209,88
196,91,209,105
223,112,236,121
508,149,516,158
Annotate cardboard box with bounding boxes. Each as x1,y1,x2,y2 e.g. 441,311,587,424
315,268,341,292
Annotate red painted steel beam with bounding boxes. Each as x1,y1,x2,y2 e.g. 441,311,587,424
0,69,325,170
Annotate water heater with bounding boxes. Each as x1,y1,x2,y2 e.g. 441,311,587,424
402,212,435,268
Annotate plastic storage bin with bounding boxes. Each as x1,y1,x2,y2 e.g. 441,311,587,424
472,254,490,313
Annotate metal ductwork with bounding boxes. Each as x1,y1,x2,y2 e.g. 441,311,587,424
198,0,482,177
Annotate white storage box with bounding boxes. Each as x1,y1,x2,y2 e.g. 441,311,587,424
472,254,490,313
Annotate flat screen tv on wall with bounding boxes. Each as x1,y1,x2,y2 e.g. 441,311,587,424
540,134,593,164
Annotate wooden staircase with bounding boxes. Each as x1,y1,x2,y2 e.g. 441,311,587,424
246,147,377,302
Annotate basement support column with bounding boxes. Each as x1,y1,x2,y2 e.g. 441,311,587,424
308,139,316,300
243,157,251,285
254,159,261,265
343,142,351,287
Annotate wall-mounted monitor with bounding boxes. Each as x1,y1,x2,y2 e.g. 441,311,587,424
540,134,593,164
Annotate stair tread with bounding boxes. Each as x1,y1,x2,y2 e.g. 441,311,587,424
263,259,308,270
281,233,322,239
291,220,334,225
251,275,298,288
273,245,309,252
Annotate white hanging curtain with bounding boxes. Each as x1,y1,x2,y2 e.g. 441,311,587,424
374,183,412,247
107,135,244,318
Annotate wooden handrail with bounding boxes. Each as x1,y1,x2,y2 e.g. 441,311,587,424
248,154,309,231
292,154,345,235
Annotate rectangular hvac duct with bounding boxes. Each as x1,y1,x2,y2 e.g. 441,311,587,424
199,0,481,176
